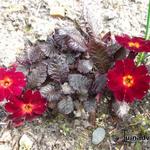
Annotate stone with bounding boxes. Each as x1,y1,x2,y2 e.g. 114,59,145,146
92,128,106,145
19,134,33,150
50,6,65,18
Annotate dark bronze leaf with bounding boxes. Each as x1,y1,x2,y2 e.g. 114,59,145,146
88,40,111,73
47,55,69,82
57,96,74,114
27,63,47,88
83,99,96,113
27,45,45,63
36,38,58,57
16,50,30,65
91,74,107,94
101,32,111,44
68,74,92,93
65,53,76,65
106,43,122,57
40,84,61,102
16,64,30,76
53,28,88,52
114,47,128,60
77,59,93,73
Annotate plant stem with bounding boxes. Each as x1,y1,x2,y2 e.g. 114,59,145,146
145,0,150,40
137,0,150,65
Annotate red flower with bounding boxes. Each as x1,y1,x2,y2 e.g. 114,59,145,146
0,68,26,101
5,90,47,124
107,59,150,103
115,35,150,52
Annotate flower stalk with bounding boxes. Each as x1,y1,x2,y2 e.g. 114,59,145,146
137,0,150,65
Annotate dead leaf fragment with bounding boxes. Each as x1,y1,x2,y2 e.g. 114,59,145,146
50,6,65,18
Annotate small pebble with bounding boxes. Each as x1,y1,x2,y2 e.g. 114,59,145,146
19,134,33,150
92,127,106,145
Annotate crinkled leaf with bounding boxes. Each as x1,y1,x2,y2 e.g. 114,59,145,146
28,63,47,88
91,74,107,94
84,99,96,113
106,44,128,60
40,84,61,102
61,82,74,95
16,50,30,65
37,38,58,57
106,44,122,57
47,55,69,82
53,28,87,52
127,51,138,59
26,44,45,63
78,90,89,101
16,64,30,76
58,96,74,114
89,40,111,73
77,60,93,73
101,32,111,44
68,74,92,93
65,53,76,65
114,47,127,60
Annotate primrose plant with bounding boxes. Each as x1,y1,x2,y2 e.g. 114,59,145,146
0,25,149,127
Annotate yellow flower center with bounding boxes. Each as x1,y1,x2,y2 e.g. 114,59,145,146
128,42,140,48
22,104,33,113
123,75,134,87
0,77,13,88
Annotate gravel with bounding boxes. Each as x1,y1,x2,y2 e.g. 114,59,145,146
0,0,149,149
0,0,148,66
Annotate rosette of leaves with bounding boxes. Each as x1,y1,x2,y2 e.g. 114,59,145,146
53,28,88,52
47,54,69,82
40,83,61,102
27,63,47,88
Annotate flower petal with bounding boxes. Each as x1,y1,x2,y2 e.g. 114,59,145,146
134,65,149,77
31,91,43,104
25,113,37,121
5,103,20,113
123,59,136,74
115,35,150,52
9,86,22,96
22,90,33,103
114,88,125,101
8,97,23,107
12,119,24,127
107,58,149,103
123,89,135,103
0,88,5,101
33,105,46,115
9,110,24,119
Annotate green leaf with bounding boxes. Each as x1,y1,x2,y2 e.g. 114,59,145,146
145,0,150,40
134,142,142,150
137,0,150,65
